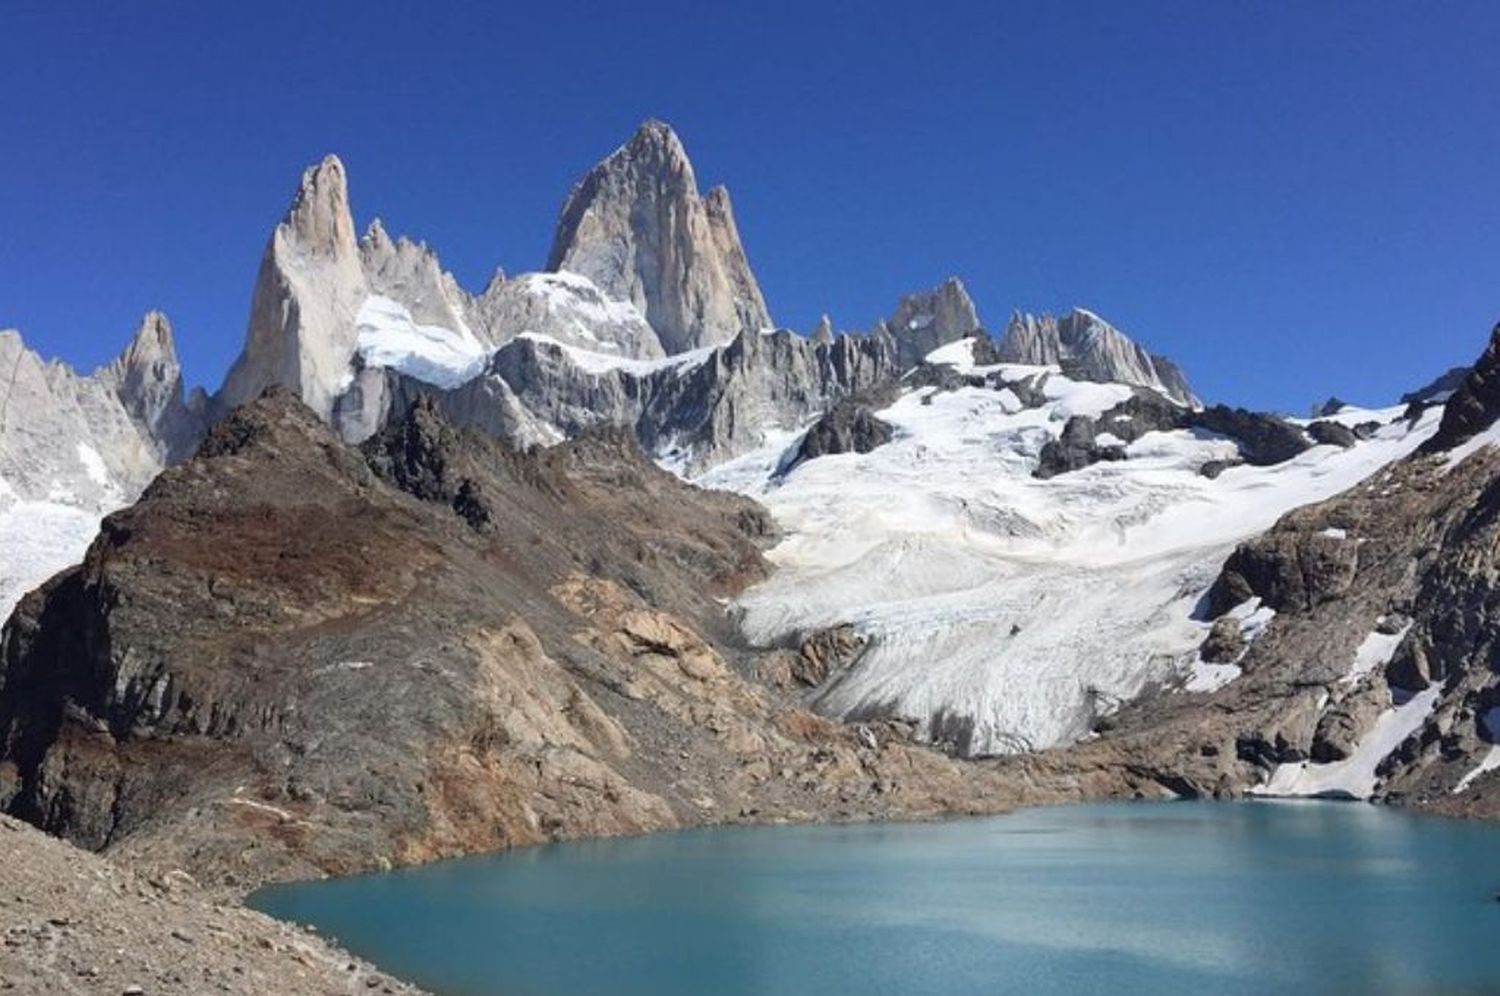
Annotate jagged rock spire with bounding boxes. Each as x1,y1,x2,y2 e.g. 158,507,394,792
358,218,476,341
217,154,367,419
101,311,199,462
545,120,772,354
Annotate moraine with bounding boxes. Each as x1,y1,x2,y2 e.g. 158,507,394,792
252,801,1500,996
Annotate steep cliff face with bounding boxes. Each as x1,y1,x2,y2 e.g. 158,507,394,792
217,155,367,420
0,391,1023,888
546,120,772,354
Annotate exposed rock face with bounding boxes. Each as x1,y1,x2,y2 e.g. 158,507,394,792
1425,322,1500,452
546,120,772,354
882,278,980,369
1200,616,1246,664
1188,405,1310,466
1033,416,1125,479
1402,365,1469,406
0,391,1025,889
1209,527,1360,614
217,155,366,420
998,308,1198,405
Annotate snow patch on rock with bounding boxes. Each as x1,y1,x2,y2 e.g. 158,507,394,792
354,294,487,388
1255,686,1441,799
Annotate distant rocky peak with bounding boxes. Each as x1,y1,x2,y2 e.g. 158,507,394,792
101,311,201,463
809,314,835,344
545,119,772,355
360,216,396,254
114,309,178,372
885,277,981,368
282,154,357,259
998,306,1197,406
615,117,697,189
105,310,181,404
216,153,368,420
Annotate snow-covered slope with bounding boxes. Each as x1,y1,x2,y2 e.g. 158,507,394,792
700,339,1440,756
0,487,116,622
354,294,487,388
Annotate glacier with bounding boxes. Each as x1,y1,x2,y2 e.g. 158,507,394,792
700,339,1443,756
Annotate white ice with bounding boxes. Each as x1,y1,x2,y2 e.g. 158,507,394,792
355,294,488,388
0,497,111,622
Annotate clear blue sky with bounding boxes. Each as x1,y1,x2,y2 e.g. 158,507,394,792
2,1,1497,411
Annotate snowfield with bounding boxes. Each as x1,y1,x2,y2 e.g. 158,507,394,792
0,493,118,622
701,340,1444,756
355,294,487,388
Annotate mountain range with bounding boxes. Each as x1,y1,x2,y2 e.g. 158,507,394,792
2,119,1499,906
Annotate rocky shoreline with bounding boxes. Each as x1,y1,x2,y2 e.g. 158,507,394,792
0,814,420,996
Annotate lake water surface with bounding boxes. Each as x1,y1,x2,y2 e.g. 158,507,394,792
252,801,1500,995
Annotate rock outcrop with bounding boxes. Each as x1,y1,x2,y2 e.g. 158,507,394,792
1033,415,1127,479
786,387,899,471
998,308,1197,405
217,155,367,420
1188,405,1310,466
1425,322,1500,452
546,120,772,354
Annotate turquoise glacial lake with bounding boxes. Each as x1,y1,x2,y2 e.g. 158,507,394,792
252,802,1500,995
